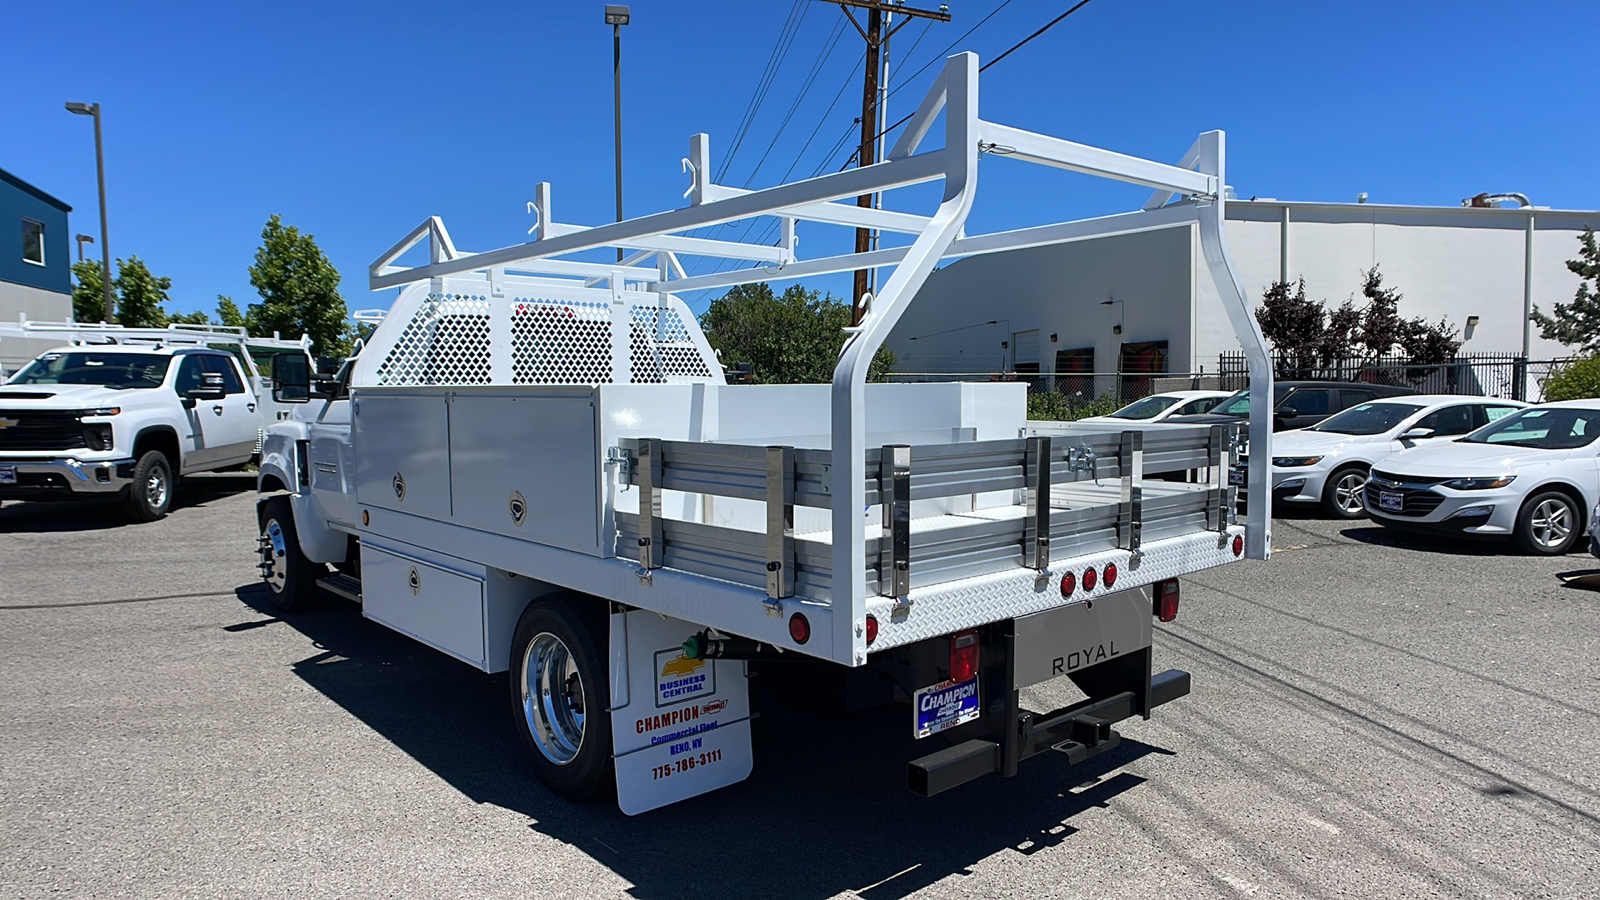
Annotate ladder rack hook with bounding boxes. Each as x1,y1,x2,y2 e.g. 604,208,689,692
680,158,697,200
526,201,541,236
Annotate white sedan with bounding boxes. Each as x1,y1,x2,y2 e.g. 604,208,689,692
1266,395,1528,518
1364,400,1600,555
1077,390,1232,425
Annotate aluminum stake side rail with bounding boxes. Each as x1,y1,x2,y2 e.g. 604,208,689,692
255,52,1273,816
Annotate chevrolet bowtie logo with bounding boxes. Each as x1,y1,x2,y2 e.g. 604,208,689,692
0,417,17,430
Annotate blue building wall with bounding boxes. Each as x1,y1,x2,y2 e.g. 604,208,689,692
0,168,72,295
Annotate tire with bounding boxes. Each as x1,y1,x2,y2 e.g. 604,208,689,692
1320,466,1370,519
124,450,175,522
257,496,324,611
509,597,614,800
1514,490,1581,556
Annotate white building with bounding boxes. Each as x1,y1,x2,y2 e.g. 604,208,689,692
886,198,1599,395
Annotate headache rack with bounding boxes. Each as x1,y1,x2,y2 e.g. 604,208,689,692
351,52,1273,668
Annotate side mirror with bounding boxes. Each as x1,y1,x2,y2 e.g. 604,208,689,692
1399,427,1435,440
272,352,311,403
1274,405,1297,420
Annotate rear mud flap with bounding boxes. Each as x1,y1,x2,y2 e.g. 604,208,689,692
609,610,754,815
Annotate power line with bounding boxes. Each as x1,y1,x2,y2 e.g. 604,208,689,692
718,1,809,182
740,16,849,190
841,0,1100,169
980,0,1095,72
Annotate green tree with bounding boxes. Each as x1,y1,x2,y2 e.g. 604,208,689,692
246,215,350,354
168,309,210,325
216,295,247,330
1531,227,1600,354
1541,355,1600,401
71,260,108,323
112,256,172,328
698,282,894,383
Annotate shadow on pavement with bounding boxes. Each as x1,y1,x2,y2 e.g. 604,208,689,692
1338,524,1512,556
0,472,256,533
231,583,1172,900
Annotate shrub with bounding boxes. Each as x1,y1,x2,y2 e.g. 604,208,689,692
1027,390,1121,421
1541,356,1600,402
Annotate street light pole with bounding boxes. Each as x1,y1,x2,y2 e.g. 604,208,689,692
605,5,631,263
65,101,113,323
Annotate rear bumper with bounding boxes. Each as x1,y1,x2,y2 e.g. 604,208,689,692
906,587,1185,796
909,669,1189,796
0,457,135,499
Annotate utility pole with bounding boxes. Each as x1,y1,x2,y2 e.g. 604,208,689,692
837,1,950,325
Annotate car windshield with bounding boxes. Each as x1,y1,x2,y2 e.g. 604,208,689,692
1461,406,1600,449
1110,395,1181,420
9,352,171,389
1310,402,1424,435
1213,385,1293,417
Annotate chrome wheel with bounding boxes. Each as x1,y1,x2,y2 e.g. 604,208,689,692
261,518,288,594
521,632,587,766
1529,498,1573,550
145,467,169,511
1333,471,1367,515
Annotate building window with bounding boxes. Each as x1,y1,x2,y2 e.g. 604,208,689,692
21,218,45,266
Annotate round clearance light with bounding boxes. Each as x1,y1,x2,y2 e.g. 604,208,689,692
361,509,370,526
1059,571,1076,598
788,613,811,645
865,615,879,645
1103,562,1118,588
1083,567,1098,592
1232,534,1244,557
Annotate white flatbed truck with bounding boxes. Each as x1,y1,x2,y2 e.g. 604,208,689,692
254,54,1274,815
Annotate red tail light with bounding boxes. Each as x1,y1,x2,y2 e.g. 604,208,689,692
788,613,811,644
1103,562,1118,588
864,615,879,645
949,629,979,682
1154,579,1180,622
1232,534,1244,557
1082,567,1098,592
1059,571,1076,598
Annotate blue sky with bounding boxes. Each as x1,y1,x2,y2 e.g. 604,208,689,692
4,0,1596,319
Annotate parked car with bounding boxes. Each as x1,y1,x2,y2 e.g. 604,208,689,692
1252,395,1528,518
1076,390,1232,426
1363,400,1600,555
1167,381,1417,433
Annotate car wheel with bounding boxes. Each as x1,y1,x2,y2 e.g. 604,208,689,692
124,450,174,522
509,597,615,801
1514,491,1581,556
257,496,324,611
1321,467,1369,519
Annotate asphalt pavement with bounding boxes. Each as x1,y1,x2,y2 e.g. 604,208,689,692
2,482,1598,899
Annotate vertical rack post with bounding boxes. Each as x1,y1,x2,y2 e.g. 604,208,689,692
1023,435,1052,569
1208,425,1227,532
880,444,912,604
765,445,795,607
637,438,663,572
1118,431,1144,557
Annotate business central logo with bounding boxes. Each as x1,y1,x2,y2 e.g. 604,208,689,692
655,649,713,707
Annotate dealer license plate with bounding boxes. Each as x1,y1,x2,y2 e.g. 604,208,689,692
1228,466,1246,486
0,466,15,485
1379,490,1403,512
913,676,981,738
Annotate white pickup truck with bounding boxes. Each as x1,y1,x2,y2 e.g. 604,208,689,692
0,322,312,520
253,54,1274,814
